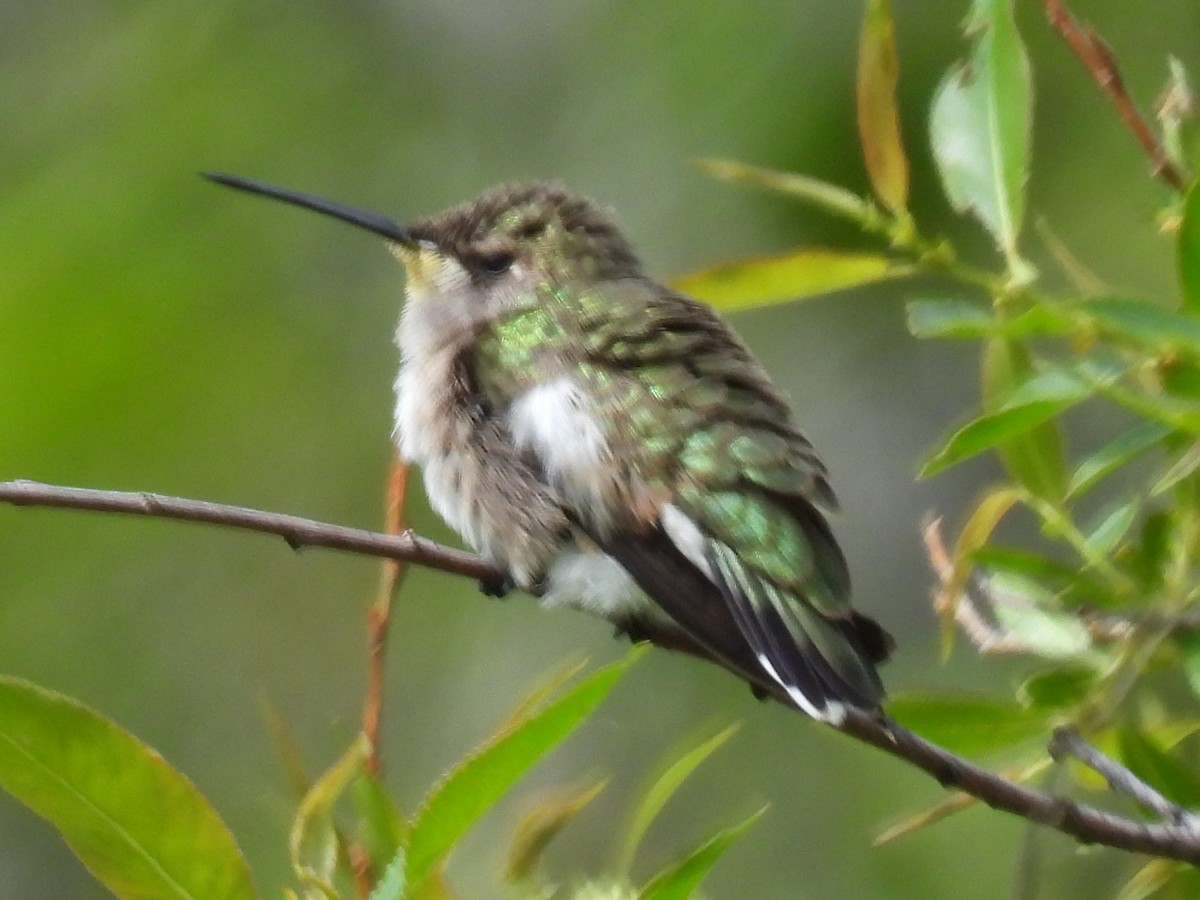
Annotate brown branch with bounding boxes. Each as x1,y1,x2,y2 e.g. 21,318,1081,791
0,479,494,580
1050,727,1200,828
1045,0,1191,193
3,478,1200,865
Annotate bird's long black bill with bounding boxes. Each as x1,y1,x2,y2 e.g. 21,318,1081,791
203,172,415,246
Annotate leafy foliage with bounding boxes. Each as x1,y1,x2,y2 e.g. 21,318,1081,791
4,1,1200,898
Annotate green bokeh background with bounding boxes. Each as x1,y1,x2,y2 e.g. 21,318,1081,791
2,1,1197,897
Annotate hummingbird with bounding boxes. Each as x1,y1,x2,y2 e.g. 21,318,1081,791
206,173,893,723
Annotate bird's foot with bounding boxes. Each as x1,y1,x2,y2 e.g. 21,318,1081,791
478,571,515,599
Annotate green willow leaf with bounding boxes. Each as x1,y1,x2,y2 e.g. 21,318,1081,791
0,676,257,900
980,340,1070,500
639,806,766,900
1080,297,1200,353
693,158,873,226
1018,665,1098,710
504,780,607,886
672,249,908,312
1084,498,1139,557
616,723,740,875
906,299,993,338
1067,421,1172,498
857,0,909,216
290,734,371,897
887,693,1046,757
906,299,1068,340
921,400,1077,478
929,0,1033,277
404,648,643,893
1180,179,1200,312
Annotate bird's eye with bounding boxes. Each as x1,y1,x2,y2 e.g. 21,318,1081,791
515,220,546,240
478,250,516,275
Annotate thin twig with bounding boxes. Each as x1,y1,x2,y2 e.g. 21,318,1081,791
4,478,1200,864
0,479,495,580
1049,727,1200,829
362,455,411,778
1045,0,1191,193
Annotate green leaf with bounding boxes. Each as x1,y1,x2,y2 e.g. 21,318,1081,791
672,249,907,313
404,648,643,893
1176,631,1200,705
987,574,1094,660
1084,498,1139,557
0,675,256,900
906,299,1067,340
1018,665,1098,710
368,850,405,900
616,723,740,875
352,770,406,880
977,340,1071,498
504,780,607,887
1117,859,1178,900
1180,179,1200,312
290,734,371,898
906,299,993,338
929,0,1033,277
887,693,1047,757
639,806,766,900
1092,376,1200,434
1152,440,1200,495
856,0,909,217
920,396,1083,478
1068,422,1172,498
693,158,873,226
1116,726,1200,809
1080,297,1200,353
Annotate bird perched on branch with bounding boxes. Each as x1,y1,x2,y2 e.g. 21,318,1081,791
208,174,893,723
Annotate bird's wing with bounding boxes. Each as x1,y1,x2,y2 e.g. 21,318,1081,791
571,281,890,719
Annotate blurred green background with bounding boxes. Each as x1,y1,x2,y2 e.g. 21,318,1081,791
2,1,1198,897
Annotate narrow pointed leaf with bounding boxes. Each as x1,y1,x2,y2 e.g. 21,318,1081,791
1152,440,1200,495
857,0,909,215
906,299,1068,339
938,486,1021,656
694,158,873,225
888,694,1047,757
404,648,643,892
1084,498,1139,557
616,723,740,875
929,0,1032,275
505,780,607,886
978,340,1070,498
353,770,406,877
874,758,1049,845
1080,297,1200,353
1068,422,1172,498
639,806,766,900
672,249,906,312
1180,179,1200,312
920,399,1079,478
0,675,257,900
290,734,371,896
1117,859,1181,900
